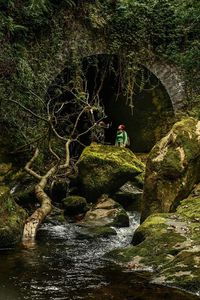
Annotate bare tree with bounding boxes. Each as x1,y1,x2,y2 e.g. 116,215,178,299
8,78,106,242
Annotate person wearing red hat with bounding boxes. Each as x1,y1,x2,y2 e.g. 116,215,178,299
115,124,129,147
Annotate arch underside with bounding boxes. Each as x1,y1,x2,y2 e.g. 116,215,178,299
48,54,184,152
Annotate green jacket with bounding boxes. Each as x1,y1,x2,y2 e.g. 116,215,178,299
115,130,128,145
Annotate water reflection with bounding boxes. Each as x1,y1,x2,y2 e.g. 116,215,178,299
0,213,199,300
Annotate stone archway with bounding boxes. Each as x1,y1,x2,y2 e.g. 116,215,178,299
81,54,176,152
48,53,181,152
145,59,185,112
45,16,185,115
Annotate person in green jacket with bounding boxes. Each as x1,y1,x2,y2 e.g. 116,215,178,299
115,124,129,147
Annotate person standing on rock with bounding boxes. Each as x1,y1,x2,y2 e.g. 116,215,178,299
115,124,129,147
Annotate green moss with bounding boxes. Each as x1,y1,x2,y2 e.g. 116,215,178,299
62,195,89,215
156,250,200,292
0,163,12,176
46,206,66,224
0,185,27,247
77,144,144,200
108,186,200,293
142,118,200,220
160,148,184,177
80,144,144,170
110,208,129,227
177,197,200,219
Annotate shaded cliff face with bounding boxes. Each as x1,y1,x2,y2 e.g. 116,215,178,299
141,118,200,221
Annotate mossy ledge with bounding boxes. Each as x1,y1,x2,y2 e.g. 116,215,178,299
77,144,144,201
107,183,200,294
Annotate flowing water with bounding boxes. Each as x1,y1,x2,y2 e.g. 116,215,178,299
0,212,199,300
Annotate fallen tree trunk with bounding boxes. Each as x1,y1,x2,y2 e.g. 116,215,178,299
23,140,71,241
22,164,56,241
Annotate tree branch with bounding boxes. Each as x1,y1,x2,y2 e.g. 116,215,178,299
8,99,48,123
24,148,42,180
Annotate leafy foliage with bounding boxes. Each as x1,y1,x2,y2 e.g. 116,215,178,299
0,0,200,160
105,0,200,91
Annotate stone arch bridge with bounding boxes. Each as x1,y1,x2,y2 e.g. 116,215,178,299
41,22,186,151
49,34,185,114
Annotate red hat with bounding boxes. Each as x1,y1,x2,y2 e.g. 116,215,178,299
118,124,125,130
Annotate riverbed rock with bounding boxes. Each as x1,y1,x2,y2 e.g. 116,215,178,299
77,143,144,201
80,195,129,228
141,118,200,221
113,181,143,211
0,185,27,248
75,225,117,239
45,206,66,224
108,183,200,294
62,195,89,216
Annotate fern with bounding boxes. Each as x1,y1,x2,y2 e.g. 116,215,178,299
63,0,76,8
29,0,50,13
5,17,27,34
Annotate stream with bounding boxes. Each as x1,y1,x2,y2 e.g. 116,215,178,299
0,212,199,300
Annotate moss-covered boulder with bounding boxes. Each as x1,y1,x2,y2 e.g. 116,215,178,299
62,195,89,216
77,144,144,201
108,184,200,294
0,185,27,247
142,118,200,221
80,195,129,228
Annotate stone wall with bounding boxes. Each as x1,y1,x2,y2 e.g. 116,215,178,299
146,59,186,112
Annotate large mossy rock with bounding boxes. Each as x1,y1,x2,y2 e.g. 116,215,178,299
142,118,200,221
108,184,200,294
77,144,144,201
0,185,27,247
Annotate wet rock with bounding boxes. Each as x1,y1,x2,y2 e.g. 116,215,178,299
113,181,143,211
13,183,36,207
75,225,117,239
50,180,69,203
107,186,200,294
11,173,37,211
0,185,27,248
46,206,66,224
80,195,129,228
76,144,144,201
151,249,200,293
62,195,89,216
142,118,200,221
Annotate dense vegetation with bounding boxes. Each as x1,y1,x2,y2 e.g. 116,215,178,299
0,0,200,160
1,0,200,86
